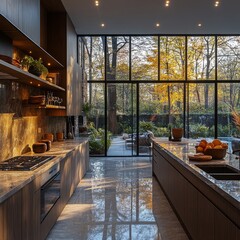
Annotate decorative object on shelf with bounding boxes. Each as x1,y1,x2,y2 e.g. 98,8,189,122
32,142,47,153
46,72,60,85
0,54,20,67
172,128,183,141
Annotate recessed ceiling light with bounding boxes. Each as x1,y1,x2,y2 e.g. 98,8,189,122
47,63,51,66
214,1,220,7
95,1,99,6
165,1,170,7
29,51,32,54
156,23,160,27
101,23,105,27
198,23,202,27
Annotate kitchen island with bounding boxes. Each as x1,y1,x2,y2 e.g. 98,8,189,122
152,138,239,240
0,138,89,240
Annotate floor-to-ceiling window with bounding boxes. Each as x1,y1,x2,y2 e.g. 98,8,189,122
79,35,240,157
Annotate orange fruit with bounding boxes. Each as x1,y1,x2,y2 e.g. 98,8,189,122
221,143,228,149
207,143,214,148
214,145,222,149
199,139,208,147
212,139,222,146
204,145,212,151
196,146,204,152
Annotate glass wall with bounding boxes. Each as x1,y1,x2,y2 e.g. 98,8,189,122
79,35,240,156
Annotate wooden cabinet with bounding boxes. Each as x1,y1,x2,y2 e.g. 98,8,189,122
0,181,39,240
0,141,89,240
21,181,40,240
60,154,72,206
153,143,239,239
0,190,22,240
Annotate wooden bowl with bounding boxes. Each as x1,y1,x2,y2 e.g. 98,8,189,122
204,148,227,160
32,143,47,153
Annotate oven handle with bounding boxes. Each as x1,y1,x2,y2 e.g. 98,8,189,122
40,163,60,186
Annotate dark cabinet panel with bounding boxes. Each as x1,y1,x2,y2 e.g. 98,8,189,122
153,144,239,240
21,181,40,240
197,192,214,240
3,0,40,44
1,190,22,240
214,209,237,240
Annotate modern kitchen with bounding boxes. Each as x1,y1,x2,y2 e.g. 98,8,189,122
0,0,240,240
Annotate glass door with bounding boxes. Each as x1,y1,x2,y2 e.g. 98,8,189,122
107,83,137,156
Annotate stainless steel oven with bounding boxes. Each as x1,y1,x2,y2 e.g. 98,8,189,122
40,163,61,222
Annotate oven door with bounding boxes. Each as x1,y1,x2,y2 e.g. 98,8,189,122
40,172,61,222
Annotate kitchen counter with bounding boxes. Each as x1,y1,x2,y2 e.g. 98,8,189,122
153,138,240,207
0,138,88,203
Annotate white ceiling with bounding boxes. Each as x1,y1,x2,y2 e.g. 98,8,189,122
61,0,240,35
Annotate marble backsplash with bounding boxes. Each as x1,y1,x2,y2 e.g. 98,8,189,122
0,113,66,161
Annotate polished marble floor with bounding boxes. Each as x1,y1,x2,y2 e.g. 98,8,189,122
47,157,189,240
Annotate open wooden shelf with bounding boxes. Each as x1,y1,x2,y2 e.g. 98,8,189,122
0,60,65,91
0,14,64,69
24,104,66,109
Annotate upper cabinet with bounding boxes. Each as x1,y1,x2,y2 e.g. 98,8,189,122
41,2,82,116
0,0,82,116
0,14,64,91
0,0,41,45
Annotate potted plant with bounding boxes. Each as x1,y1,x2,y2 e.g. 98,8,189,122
20,55,34,71
28,58,48,77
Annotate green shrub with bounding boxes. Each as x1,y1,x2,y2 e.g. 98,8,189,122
89,124,112,155
189,124,209,138
139,121,155,133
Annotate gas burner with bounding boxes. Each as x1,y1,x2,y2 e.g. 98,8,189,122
0,156,55,171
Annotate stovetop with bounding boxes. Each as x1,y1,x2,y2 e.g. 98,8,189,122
0,156,55,171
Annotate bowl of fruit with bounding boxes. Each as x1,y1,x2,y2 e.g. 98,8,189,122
196,139,228,160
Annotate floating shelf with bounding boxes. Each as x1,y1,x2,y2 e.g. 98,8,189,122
0,14,64,69
0,60,65,91
24,104,66,109
40,105,66,109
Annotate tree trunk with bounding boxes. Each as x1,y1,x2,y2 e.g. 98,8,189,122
104,36,118,134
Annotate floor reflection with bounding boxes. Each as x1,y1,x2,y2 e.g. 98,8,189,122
47,157,188,240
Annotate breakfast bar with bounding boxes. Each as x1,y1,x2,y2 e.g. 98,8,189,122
152,138,240,240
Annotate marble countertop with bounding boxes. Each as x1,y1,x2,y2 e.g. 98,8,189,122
0,138,88,203
153,138,240,207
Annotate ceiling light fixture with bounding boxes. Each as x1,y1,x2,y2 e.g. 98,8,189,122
198,23,202,27
214,1,220,7
156,23,160,27
165,1,170,7
101,23,105,27
95,1,99,7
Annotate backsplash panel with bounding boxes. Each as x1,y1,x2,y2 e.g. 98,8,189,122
0,113,66,161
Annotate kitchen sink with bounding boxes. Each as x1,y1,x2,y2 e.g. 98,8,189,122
196,164,240,180
209,173,240,180
195,164,239,174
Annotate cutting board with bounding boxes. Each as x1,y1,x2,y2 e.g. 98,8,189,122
188,154,212,161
